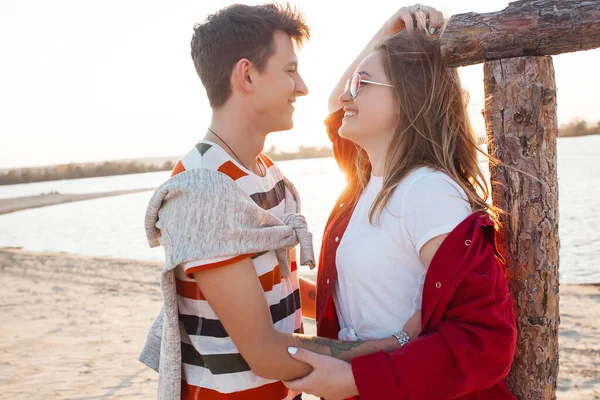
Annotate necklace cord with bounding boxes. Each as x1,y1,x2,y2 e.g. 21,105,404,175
207,127,265,176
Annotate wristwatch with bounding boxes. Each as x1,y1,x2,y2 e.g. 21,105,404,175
392,331,411,347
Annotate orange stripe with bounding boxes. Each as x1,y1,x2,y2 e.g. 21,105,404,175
171,160,186,177
177,263,283,300
176,278,205,300
258,265,282,293
259,153,274,168
217,160,248,181
182,379,289,400
185,254,251,279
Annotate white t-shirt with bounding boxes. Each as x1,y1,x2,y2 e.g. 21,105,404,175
333,166,472,340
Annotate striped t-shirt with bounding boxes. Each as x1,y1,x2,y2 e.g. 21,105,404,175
171,140,303,400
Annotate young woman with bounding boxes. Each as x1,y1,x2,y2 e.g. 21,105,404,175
284,5,517,400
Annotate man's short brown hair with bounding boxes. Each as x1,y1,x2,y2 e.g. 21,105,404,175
191,3,310,108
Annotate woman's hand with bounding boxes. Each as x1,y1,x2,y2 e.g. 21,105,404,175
381,4,444,36
327,4,444,113
402,310,422,339
283,347,359,400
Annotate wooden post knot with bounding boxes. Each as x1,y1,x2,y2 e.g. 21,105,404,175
513,111,526,124
542,88,555,105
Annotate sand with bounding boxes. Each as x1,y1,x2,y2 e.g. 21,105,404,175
0,189,154,215
0,248,597,399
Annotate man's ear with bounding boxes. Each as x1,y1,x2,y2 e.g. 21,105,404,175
231,58,254,93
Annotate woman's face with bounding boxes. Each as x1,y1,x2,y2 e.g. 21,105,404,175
338,51,398,147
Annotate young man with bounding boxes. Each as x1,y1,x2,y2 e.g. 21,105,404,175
140,4,419,400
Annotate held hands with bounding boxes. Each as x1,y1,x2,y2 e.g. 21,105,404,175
283,347,359,400
282,310,423,399
381,4,444,36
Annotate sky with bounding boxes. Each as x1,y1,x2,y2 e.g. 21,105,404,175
1,0,599,169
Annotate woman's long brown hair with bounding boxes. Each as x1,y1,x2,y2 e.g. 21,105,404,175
358,24,502,228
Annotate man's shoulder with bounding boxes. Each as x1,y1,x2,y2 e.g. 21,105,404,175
258,153,286,180
258,152,275,168
171,142,232,178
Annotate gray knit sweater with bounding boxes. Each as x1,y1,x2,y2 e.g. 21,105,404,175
139,168,315,400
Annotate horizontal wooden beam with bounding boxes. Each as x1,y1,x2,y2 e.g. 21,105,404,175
440,0,600,67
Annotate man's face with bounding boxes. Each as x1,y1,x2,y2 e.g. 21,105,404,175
251,31,309,133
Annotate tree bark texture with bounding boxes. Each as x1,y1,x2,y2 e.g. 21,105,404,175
441,0,600,67
483,56,560,400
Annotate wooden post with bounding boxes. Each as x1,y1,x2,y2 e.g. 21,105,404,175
483,56,560,400
438,0,600,397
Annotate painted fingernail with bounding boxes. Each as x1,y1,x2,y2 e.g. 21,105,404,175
288,347,298,355
429,27,436,34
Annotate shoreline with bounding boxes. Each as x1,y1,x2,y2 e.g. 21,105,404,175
0,152,334,186
0,188,154,215
0,248,598,399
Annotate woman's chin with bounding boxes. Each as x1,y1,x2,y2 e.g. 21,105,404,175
339,122,358,140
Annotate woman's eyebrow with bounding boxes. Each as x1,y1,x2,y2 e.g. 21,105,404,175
357,70,372,77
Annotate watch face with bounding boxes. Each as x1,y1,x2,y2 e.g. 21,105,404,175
394,332,411,346
399,332,411,345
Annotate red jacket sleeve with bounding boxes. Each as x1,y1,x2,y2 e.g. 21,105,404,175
325,108,358,183
351,248,517,399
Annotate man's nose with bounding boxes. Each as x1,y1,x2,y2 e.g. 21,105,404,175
295,75,309,97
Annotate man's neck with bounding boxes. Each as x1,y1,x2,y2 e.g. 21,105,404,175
205,107,267,175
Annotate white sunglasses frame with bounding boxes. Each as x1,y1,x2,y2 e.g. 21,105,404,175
345,73,394,99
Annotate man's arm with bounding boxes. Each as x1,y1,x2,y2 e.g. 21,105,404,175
193,258,413,382
299,277,316,319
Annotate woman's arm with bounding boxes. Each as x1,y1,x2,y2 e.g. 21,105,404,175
283,238,516,399
193,256,424,382
326,5,443,182
328,5,443,114
299,277,316,319
350,271,517,399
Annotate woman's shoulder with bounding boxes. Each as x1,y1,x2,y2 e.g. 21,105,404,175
395,166,468,200
381,167,471,222
387,167,473,251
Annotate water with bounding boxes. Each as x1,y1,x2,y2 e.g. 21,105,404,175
0,158,345,265
0,170,172,199
0,137,599,284
552,136,600,284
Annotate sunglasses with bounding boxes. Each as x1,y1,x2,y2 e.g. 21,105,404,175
344,72,394,99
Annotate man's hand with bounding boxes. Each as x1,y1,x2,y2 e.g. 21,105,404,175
284,347,359,400
381,4,444,36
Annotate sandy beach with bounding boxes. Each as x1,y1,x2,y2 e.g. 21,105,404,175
0,248,598,399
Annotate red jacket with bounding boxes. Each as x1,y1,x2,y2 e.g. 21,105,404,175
316,109,517,399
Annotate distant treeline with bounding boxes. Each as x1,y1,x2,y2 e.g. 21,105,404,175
0,161,175,186
475,119,599,144
266,145,333,161
559,119,600,138
4,121,596,186
0,146,333,185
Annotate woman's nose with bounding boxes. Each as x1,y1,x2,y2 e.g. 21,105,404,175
338,88,352,103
